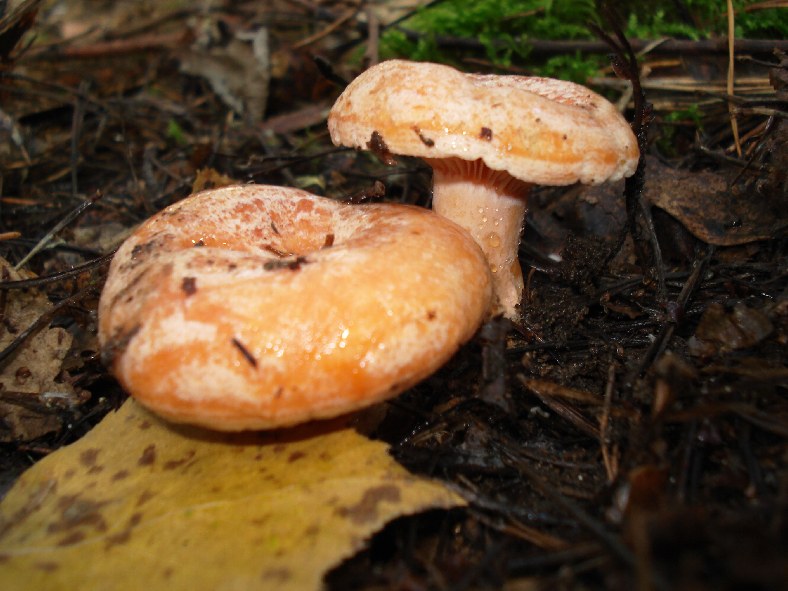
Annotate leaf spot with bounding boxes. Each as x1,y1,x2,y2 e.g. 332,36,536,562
335,484,401,524
163,450,196,471
138,444,156,466
79,449,100,468
261,567,292,583
136,490,155,507
287,451,306,463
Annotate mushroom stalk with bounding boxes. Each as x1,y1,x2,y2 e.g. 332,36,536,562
428,158,531,319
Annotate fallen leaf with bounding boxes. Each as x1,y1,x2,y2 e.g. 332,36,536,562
260,102,331,134
0,256,79,441
688,302,774,357
191,167,238,193
643,157,786,245
545,156,787,249
179,24,270,124
0,399,464,590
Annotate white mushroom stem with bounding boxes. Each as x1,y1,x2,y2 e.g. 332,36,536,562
428,158,532,319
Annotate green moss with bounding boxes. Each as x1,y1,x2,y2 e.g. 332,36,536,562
380,0,597,70
380,0,787,79
165,119,188,146
664,104,704,128
539,52,604,82
655,103,706,156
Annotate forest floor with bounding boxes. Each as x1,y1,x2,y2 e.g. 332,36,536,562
1,1,786,590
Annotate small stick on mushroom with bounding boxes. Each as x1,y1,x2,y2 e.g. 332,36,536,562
98,185,492,431
328,60,640,319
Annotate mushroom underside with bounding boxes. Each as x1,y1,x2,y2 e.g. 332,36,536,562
428,157,532,319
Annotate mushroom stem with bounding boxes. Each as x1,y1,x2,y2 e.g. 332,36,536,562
428,158,532,319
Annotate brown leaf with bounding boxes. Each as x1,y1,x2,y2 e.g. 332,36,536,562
689,302,774,356
644,157,786,245
0,257,78,441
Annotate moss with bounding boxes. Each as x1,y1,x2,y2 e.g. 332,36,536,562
380,0,787,80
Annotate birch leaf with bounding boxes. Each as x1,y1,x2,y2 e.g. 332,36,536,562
0,399,463,590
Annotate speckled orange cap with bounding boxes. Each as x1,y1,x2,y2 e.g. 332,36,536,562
98,185,492,431
328,60,639,318
328,59,639,187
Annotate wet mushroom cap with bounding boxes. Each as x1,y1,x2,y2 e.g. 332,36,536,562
98,185,492,431
328,60,639,319
328,59,639,186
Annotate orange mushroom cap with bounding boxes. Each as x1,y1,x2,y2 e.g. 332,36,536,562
98,185,492,431
328,59,639,186
328,60,639,318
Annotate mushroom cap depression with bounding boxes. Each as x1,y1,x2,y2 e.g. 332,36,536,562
328,59,639,186
98,185,492,431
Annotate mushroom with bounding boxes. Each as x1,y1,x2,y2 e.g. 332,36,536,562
328,60,640,319
98,184,492,431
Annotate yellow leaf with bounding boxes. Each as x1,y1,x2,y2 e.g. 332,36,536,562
191,168,238,194
0,400,464,590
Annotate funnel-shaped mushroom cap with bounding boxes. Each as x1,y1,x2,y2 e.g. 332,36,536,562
98,185,492,431
329,60,639,186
